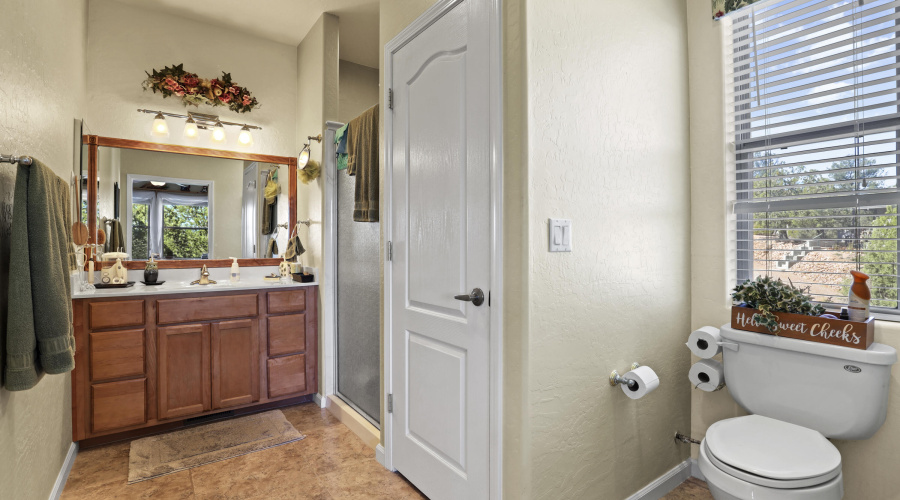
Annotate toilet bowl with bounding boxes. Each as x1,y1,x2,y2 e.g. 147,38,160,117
698,415,843,500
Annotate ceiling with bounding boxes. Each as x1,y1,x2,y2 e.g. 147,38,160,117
110,0,380,68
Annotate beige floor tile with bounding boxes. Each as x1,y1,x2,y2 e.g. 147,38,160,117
319,459,426,500
62,403,418,500
189,443,329,500
661,477,714,500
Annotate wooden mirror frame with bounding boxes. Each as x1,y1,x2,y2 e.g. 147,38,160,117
83,134,298,269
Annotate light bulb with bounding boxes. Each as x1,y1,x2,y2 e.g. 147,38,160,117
183,116,199,140
150,181,166,187
298,144,310,167
151,113,169,137
238,125,254,147
211,121,226,144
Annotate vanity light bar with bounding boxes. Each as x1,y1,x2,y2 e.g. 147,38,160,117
137,109,262,130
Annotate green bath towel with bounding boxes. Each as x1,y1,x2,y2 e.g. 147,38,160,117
4,160,75,391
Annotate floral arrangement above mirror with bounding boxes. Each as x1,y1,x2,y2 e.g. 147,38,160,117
142,64,260,113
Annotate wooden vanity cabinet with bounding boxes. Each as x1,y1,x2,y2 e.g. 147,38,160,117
71,286,318,443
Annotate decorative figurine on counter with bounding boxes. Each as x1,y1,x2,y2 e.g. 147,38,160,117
144,257,159,284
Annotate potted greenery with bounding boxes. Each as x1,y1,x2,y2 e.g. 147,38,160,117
731,276,825,333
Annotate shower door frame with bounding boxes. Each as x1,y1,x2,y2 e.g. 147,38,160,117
320,121,382,429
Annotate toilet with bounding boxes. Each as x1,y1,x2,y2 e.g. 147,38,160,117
698,325,897,500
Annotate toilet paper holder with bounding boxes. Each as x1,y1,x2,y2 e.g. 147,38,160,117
609,362,642,390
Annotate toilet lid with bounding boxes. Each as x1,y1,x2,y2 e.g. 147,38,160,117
706,415,841,482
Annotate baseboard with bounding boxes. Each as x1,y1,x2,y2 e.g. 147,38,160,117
624,459,692,500
313,392,326,408
324,394,380,449
375,444,388,469
690,458,706,481
49,442,78,500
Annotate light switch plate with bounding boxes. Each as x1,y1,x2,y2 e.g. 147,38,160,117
549,218,572,252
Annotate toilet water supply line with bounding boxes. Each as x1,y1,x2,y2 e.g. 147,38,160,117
674,433,702,445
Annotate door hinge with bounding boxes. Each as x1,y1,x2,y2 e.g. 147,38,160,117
387,241,392,261
388,88,393,110
387,394,393,413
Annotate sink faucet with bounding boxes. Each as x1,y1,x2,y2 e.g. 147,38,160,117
191,265,217,285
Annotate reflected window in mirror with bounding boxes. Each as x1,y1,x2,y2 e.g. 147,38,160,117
128,176,212,260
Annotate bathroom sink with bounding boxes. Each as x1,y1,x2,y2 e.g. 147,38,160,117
179,281,234,288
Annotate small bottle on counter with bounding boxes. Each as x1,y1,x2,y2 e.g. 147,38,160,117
230,257,240,283
848,270,871,322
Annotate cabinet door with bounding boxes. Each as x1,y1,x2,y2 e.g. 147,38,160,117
267,354,307,398
211,319,260,409
158,324,210,419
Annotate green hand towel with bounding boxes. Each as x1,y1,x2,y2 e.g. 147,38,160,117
4,160,75,391
347,105,380,222
266,237,279,259
283,235,305,261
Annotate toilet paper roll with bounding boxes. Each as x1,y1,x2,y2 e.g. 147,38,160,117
689,359,725,392
621,366,660,400
686,326,722,359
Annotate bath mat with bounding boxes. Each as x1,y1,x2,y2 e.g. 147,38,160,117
127,409,305,483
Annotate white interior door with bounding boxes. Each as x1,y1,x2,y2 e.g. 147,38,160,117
387,1,491,498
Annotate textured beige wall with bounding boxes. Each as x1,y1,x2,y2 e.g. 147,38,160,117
297,12,339,395
501,0,529,497
686,2,900,498
338,60,379,125
525,1,692,499
0,0,87,498
84,0,298,158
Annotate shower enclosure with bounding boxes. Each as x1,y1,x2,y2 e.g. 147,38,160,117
325,121,381,427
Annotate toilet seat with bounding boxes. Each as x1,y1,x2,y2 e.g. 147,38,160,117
705,415,841,489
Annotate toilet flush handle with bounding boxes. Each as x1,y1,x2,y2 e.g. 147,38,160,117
719,341,739,352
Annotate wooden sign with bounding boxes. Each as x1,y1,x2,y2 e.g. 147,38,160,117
731,307,875,350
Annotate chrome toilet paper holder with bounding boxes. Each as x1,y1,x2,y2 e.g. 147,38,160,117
609,362,641,390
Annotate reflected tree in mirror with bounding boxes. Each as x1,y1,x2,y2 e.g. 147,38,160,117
132,203,150,260
163,204,209,259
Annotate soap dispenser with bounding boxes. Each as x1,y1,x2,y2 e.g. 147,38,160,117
230,257,240,282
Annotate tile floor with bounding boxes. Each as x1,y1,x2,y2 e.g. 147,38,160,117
661,477,714,500
61,401,713,500
61,402,425,500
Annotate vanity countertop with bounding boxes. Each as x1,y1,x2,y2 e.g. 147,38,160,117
72,279,318,299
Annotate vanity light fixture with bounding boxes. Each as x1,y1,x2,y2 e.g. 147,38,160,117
151,112,169,138
237,125,254,147
150,181,166,187
137,109,262,147
298,134,323,167
183,115,199,140
210,120,227,144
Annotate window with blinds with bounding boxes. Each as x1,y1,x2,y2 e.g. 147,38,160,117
728,0,900,314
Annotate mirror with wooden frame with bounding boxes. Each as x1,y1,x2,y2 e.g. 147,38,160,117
81,135,298,269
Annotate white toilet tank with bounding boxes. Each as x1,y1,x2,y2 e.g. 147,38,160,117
719,324,897,440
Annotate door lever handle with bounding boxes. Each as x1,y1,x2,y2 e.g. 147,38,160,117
454,288,485,306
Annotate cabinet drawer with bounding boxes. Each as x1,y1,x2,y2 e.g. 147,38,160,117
267,314,306,357
267,290,306,314
157,294,258,325
267,354,307,398
89,329,145,382
91,378,147,433
89,300,144,330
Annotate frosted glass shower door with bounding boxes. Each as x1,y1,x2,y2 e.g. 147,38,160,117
335,168,381,426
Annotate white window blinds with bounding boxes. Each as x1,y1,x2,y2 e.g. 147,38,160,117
728,0,900,313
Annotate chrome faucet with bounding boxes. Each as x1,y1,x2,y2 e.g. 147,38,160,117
191,265,217,285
